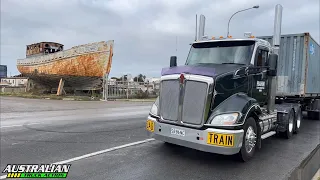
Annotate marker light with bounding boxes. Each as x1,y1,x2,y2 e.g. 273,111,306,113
228,35,232,38
219,36,224,39
211,36,215,40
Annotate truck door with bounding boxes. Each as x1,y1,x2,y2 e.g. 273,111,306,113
250,46,269,106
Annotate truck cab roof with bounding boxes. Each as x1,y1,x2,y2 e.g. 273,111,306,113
192,38,272,49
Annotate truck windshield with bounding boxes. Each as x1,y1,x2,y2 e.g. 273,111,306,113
185,40,255,65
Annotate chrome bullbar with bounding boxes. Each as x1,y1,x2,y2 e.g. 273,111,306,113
159,74,214,128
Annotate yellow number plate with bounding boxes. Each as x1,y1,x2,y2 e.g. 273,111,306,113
207,132,234,147
146,120,155,132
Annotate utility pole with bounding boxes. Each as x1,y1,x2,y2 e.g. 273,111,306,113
102,73,108,101
127,80,129,99
105,73,108,101
126,74,132,99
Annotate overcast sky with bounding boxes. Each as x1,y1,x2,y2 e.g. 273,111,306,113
1,0,319,78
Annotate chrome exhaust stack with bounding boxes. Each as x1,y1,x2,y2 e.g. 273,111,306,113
272,4,283,55
198,15,206,41
267,4,283,113
195,14,198,41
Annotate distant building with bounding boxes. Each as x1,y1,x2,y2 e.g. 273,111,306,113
128,78,134,82
0,77,32,93
146,77,160,83
0,77,29,87
108,78,117,85
0,65,7,79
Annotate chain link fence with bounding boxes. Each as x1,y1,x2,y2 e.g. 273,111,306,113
107,80,159,99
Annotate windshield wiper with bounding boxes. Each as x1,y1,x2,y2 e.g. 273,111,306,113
221,62,246,65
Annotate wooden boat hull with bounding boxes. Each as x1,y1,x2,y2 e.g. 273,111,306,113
16,41,114,90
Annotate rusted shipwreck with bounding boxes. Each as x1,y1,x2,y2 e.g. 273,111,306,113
16,40,114,92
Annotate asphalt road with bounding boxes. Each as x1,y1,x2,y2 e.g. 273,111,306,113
1,97,319,180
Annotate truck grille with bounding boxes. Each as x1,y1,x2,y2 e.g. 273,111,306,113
181,81,208,125
159,77,210,127
159,80,180,121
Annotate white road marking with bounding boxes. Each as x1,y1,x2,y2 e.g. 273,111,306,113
0,138,155,179
0,123,42,128
52,138,155,164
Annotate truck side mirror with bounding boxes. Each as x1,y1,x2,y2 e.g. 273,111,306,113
170,56,177,67
267,53,278,76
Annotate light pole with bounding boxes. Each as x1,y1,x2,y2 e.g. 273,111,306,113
227,5,259,37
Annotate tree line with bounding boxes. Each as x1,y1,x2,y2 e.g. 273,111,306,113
110,74,147,82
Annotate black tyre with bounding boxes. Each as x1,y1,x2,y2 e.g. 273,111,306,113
293,107,302,134
237,117,257,162
284,109,294,139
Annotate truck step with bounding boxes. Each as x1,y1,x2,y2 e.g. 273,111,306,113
261,131,276,140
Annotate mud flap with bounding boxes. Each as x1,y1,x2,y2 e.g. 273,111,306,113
307,99,320,120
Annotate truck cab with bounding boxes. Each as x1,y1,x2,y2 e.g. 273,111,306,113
146,5,303,162
184,38,272,109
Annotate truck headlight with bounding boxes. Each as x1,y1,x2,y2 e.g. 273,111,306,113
209,113,239,126
149,96,159,116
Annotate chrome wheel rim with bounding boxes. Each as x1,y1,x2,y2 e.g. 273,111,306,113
296,111,301,129
245,126,256,153
288,112,294,132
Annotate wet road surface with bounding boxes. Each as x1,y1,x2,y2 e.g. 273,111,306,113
1,97,319,180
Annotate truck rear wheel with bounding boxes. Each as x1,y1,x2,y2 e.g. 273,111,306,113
237,117,257,162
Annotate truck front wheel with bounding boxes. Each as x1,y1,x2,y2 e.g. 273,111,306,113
238,117,257,162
